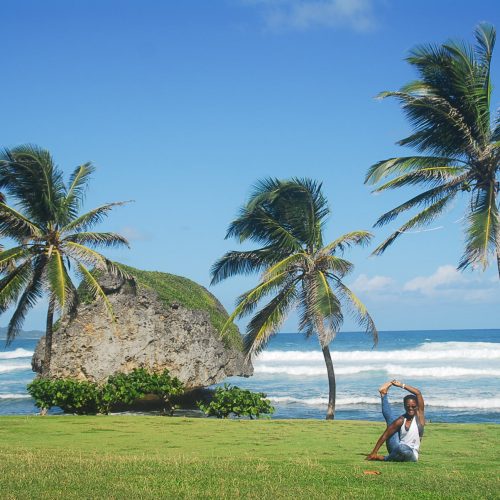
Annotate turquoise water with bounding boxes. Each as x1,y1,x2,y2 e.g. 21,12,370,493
1,329,499,423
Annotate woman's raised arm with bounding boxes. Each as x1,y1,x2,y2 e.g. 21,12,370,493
392,380,425,422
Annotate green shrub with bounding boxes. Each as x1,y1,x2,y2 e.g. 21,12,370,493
27,369,184,415
27,378,99,414
100,368,184,415
198,384,275,419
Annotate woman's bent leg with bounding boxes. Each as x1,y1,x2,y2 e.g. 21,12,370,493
384,444,417,462
381,394,395,424
381,394,400,454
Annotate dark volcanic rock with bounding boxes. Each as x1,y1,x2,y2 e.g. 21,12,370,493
32,269,253,389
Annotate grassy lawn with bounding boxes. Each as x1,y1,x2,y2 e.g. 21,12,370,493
0,416,498,499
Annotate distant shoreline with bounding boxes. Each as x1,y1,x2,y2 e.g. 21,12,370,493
2,327,500,339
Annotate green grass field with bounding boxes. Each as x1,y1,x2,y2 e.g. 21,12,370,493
1,416,498,499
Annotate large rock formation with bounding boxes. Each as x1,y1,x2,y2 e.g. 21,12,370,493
32,266,252,389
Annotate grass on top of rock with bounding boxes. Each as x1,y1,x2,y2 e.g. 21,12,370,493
117,264,242,350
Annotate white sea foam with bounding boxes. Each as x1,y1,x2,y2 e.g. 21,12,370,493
256,342,500,363
270,396,380,406
0,393,31,400
255,364,380,376
268,396,500,410
255,363,500,378
0,362,32,373
383,365,500,378
0,348,33,359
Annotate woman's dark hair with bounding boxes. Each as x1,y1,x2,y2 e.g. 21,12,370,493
404,394,418,405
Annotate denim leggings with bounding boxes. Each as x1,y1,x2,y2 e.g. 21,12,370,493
381,394,417,462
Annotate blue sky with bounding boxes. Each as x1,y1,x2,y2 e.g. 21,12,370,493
2,0,500,332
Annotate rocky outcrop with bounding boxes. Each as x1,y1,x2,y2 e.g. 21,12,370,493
32,267,253,389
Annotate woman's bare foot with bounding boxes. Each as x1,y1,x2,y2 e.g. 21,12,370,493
379,381,392,396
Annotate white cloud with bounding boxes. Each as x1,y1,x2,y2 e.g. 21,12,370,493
242,0,378,32
350,273,394,293
402,265,500,303
403,265,465,295
349,265,500,305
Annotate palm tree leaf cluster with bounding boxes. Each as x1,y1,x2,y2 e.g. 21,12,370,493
365,24,500,274
0,145,129,349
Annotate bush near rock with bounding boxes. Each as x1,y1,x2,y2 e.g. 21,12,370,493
27,368,184,415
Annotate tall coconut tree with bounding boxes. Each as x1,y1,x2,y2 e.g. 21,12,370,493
211,178,377,419
365,24,500,276
0,145,130,375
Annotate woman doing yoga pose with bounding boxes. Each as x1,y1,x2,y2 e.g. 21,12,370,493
366,380,425,462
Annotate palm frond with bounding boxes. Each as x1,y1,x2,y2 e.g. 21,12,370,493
61,241,107,269
321,231,373,255
0,203,43,240
227,177,329,250
0,145,66,225
474,24,495,133
372,167,467,192
46,249,74,312
220,272,296,336
63,162,95,221
0,247,32,273
210,247,281,284
474,23,496,73
372,193,456,255
283,177,329,248
76,262,115,320
365,156,464,185
374,178,465,227
317,255,354,278
385,91,481,157
63,232,130,249
243,280,299,357
0,259,34,314
334,281,378,346
60,202,129,233
261,253,306,282
228,207,304,251
458,184,499,270
6,257,45,345
314,271,343,346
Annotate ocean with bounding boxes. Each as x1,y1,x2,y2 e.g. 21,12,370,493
1,329,499,423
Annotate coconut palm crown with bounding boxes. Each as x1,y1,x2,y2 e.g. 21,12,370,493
0,145,130,374
211,178,377,419
365,24,500,276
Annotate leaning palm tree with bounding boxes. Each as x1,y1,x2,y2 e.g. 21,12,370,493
0,145,130,375
211,178,377,419
365,24,500,276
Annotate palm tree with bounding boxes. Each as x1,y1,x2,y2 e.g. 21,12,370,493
365,24,500,277
211,178,377,419
0,145,130,375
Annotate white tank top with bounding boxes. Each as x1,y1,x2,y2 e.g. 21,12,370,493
399,417,421,458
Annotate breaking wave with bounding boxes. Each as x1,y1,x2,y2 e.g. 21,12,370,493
0,348,33,360
257,342,500,363
255,364,500,378
0,393,31,400
0,362,32,374
269,396,500,410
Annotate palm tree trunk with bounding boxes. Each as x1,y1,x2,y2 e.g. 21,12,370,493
42,296,55,378
322,345,336,420
497,250,500,280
